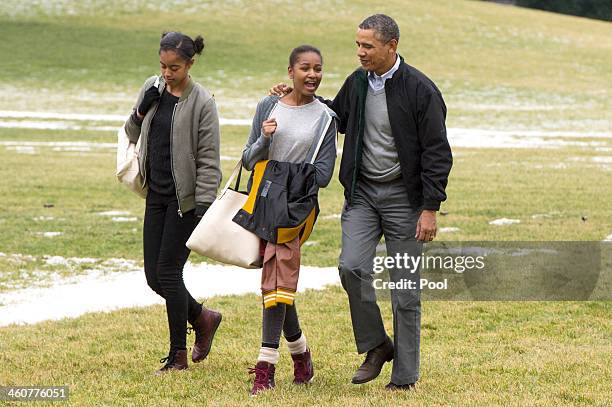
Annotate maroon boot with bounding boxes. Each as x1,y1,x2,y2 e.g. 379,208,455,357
249,361,276,396
191,307,222,363
291,348,314,384
155,349,188,375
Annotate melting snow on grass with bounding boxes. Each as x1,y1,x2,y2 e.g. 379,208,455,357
1,111,611,150
111,217,138,222
97,210,131,216
0,261,339,326
439,227,460,233
0,110,249,131
5,145,37,154
489,218,521,226
33,216,55,221
35,232,63,237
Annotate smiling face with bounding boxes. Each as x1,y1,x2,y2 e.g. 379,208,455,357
288,51,323,97
356,28,398,75
159,50,193,87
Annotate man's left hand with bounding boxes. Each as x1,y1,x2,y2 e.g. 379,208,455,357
415,210,437,242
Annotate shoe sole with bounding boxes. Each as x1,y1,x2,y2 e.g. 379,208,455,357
154,367,188,376
351,374,379,385
192,314,222,363
293,374,315,385
250,385,275,397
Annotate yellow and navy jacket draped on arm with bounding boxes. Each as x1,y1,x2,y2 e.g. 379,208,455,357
232,159,319,245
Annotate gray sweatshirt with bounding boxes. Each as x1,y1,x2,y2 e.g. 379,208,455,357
241,95,337,188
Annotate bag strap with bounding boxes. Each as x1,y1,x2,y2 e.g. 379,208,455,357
219,160,243,198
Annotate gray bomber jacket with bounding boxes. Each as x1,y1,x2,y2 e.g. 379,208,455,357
124,75,221,215
242,95,338,188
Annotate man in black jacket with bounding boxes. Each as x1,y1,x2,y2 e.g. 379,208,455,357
272,14,452,390
334,14,452,391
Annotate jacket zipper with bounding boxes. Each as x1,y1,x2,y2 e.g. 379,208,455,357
350,71,368,204
169,102,182,217
141,102,161,189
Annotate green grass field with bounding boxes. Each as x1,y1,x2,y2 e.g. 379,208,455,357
1,0,611,129
1,126,610,292
0,0,611,405
1,288,611,405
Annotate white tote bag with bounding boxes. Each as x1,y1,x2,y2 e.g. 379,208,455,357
116,125,147,198
187,160,263,269
116,76,160,198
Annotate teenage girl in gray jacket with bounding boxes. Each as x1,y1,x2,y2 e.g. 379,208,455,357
124,31,222,374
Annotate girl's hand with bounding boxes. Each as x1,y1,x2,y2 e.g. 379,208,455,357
137,86,160,117
262,118,277,138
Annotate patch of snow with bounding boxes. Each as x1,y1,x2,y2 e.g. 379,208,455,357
591,156,612,169
33,216,54,221
0,253,36,265
97,211,131,216
0,141,116,149
45,256,70,266
532,213,552,219
489,218,521,226
0,110,249,130
100,258,140,271
111,217,138,222
447,128,610,149
5,145,37,154
0,262,340,326
52,146,92,152
439,227,460,233
36,232,63,237
72,257,98,264
0,110,127,122
2,110,611,150
44,256,97,266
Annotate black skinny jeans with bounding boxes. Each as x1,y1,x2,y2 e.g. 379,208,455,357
144,191,202,352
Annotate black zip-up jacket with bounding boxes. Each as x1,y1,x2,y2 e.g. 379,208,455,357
233,160,319,244
330,56,452,211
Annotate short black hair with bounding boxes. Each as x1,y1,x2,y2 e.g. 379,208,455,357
160,31,205,61
289,45,323,67
359,14,400,43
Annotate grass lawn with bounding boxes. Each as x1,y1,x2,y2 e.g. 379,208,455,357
0,0,611,405
0,121,610,404
1,287,611,405
0,0,611,130
0,124,610,291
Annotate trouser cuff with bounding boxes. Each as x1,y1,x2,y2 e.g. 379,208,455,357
390,374,419,386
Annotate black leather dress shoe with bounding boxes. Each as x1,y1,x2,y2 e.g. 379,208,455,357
351,336,394,384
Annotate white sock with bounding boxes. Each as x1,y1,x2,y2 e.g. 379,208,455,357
286,333,307,355
257,347,280,365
